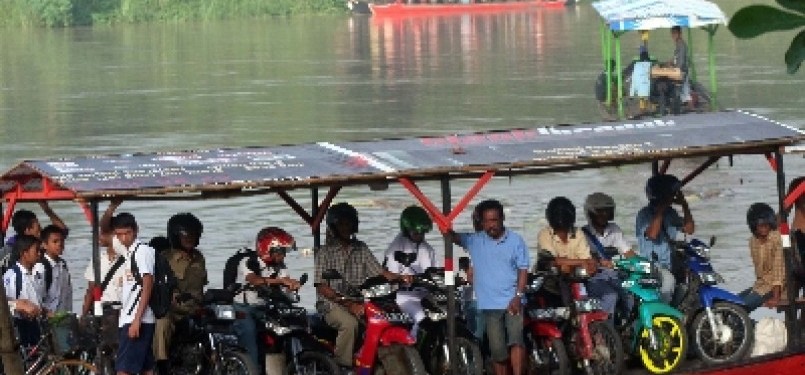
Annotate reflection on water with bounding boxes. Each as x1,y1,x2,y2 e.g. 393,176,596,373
0,4,803,315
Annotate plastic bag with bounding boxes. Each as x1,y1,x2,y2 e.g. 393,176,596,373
751,317,787,357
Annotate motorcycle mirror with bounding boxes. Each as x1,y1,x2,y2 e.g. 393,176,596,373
394,251,418,267
299,273,309,285
322,269,343,281
458,256,471,271
709,236,716,247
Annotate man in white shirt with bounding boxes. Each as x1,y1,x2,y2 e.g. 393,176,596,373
82,200,125,316
3,235,46,346
383,206,438,337
34,225,72,313
582,193,633,319
111,213,156,375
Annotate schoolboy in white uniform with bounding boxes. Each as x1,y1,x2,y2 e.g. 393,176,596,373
35,225,72,313
3,235,46,346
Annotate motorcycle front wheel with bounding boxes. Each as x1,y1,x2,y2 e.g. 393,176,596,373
285,351,341,375
214,350,259,375
638,316,687,375
587,321,624,375
526,337,569,375
691,302,753,365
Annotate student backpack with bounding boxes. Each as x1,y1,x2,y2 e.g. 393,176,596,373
222,248,261,290
129,244,177,319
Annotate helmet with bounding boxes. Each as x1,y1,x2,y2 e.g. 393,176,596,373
167,213,203,249
584,192,615,221
256,227,296,259
546,197,576,230
326,202,359,233
746,203,777,233
400,206,433,234
645,174,681,204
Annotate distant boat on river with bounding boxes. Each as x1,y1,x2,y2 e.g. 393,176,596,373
347,0,568,16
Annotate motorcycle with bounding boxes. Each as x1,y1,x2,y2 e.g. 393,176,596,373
255,273,341,375
159,288,259,375
613,253,687,374
672,237,753,365
522,271,571,375
311,269,428,375
537,251,624,375
390,251,483,375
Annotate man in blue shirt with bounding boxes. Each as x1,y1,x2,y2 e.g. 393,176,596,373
450,199,529,375
635,174,695,303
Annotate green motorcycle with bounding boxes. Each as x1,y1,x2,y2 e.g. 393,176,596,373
613,255,687,374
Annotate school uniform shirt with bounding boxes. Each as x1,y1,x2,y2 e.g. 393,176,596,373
3,262,46,315
234,258,288,305
120,242,156,327
582,223,632,256
34,254,72,313
383,233,438,275
83,251,126,303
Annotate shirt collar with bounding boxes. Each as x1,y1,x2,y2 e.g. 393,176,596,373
482,229,509,243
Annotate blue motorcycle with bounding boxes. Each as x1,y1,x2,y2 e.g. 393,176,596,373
672,237,753,365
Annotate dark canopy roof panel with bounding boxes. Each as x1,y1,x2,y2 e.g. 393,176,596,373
1,110,802,200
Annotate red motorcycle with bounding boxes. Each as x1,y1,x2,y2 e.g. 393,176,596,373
312,270,428,375
523,272,570,375
557,264,624,375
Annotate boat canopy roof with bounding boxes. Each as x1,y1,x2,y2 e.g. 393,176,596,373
0,110,802,201
592,0,727,32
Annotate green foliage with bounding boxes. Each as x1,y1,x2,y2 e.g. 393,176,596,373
0,0,347,26
729,1,805,74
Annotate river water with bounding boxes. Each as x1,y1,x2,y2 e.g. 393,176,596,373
1,1,803,314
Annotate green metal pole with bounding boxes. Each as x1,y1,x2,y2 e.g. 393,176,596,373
616,35,624,118
605,27,613,106
707,25,718,110
687,27,697,83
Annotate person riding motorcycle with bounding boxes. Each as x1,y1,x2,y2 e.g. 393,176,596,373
232,226,303,371
383,205,438,337
635,174,695,304
313,202,400,369
581,192,633,319
154,212,208,375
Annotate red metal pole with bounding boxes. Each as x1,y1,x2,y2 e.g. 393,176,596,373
784,181,805,210
398,177,451,232
446,171,495,222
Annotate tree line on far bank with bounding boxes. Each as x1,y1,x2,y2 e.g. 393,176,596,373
0,0,346,27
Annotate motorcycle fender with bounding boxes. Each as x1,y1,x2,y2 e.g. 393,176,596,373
531,322,562,339
638,301,684,332
697,285,745,308
379,326,416,346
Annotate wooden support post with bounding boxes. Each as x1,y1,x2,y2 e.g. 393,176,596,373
312,188,321,250
774,150,800,349
441,176,457,375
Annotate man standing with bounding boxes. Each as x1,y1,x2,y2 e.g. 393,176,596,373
81,200,126,316
451,199,529,375
112,212,156,375
669,25,692,105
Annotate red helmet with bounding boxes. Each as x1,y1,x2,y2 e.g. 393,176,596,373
256,227,296,259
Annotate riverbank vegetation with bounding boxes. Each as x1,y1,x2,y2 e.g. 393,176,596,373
0,0,346,27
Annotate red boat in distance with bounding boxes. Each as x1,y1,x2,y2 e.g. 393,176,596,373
361,0,568,17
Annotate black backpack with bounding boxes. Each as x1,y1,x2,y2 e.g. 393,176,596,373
223,248,260,290
129,244,177,319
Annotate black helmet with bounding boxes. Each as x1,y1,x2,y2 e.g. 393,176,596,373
746,203,777,233
326,202,359,233
546,197,576,230
167,212,203,249
645,174,681,204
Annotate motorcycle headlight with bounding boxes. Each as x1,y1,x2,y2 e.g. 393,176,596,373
426,311,447,321
362,283,393,299
693,246,710,260
574,298,602,313
698,272,722,285
213,305,236,320
265,320,292,336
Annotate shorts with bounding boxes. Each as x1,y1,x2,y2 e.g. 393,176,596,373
116,323,156,374
483,310,524,362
